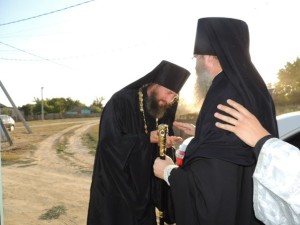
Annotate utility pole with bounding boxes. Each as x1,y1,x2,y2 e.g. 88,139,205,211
0,80,32,133
41,87,44,121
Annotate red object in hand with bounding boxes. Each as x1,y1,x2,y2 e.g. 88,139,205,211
176,149,185,166
175,136,194,166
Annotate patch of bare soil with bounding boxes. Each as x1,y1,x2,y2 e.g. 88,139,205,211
2,120,99,225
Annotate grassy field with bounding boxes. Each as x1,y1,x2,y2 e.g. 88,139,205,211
1,117,100,162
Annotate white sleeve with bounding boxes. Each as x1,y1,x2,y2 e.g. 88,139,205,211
253,138,300,225
163,165,178,186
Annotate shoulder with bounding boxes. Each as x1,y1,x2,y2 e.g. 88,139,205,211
202,73,241,112
212,72,237,94
108,89,137,106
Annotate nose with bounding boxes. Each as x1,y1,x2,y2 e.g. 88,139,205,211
159,101,167,107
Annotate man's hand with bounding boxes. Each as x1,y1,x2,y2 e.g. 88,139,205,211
150,130,183,147
150,130,159,143
153,155,174,179
173,121,196,136
167,136,183,148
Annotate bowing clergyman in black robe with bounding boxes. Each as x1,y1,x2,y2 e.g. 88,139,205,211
153,17,278,225
87,60,190,225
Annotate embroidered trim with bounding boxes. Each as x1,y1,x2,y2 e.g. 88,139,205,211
138,86,158,134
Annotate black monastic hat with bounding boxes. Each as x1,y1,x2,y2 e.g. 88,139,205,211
124,60,190,94
193,17,270,113
194,17,250,57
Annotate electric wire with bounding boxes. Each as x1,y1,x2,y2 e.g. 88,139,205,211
0,0,95,27
0,41,72,69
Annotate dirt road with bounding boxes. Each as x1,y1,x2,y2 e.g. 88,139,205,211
2,120,98,225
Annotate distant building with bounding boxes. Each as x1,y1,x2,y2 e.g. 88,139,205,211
65,106,91,115
177,113,198,122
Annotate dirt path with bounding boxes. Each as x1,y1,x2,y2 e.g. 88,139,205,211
2,121,98,225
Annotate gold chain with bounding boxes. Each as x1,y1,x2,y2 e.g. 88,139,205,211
138,86,158,134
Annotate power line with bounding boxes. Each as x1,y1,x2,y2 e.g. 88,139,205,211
0,41,72,69
0,0,95,27
0,57,43,61
0,41,50,60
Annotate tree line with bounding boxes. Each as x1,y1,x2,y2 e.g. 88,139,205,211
19,97,105,118
270,57,300,114
16,57,300,118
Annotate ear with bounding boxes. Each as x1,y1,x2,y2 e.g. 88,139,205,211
203,55,222,76
207,55,216,64
202,55,215,70
210,56,222,75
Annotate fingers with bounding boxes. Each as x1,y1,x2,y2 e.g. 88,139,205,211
172,136,183,141
215,121,236,133
226,99,251,116
150,130,159,143
173,121,188,129
170,136,183,143
173,121,196,136
216,99,253,123
153,156,174,179
166,136,183,148
216,103,240,120
166,136,174,147
173,121,194,129
214,112,238,126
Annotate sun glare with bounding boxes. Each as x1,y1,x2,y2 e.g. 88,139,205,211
180,73,196,105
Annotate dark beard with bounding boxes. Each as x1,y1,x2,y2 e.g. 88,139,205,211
145,92,168,119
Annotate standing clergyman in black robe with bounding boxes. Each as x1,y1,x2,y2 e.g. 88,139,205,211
87,60,190,225
153,17,279,225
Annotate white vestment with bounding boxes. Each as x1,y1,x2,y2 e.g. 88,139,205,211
253,138,300,225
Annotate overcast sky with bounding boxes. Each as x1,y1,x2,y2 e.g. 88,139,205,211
0,0,300,107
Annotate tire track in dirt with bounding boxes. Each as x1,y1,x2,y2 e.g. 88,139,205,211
2,120,99,225
33,121,97,173
57,122,97,172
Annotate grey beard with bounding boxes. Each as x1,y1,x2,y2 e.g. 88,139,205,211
145,94,168,119
194,63,214,104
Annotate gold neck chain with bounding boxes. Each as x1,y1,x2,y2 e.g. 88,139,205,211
138,86,158,134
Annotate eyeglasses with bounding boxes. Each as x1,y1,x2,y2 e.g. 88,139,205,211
192,54,201,60
192,55,198,61
171,94,179,105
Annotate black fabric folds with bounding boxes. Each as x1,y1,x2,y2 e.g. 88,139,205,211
87,60,190,225
169,17,278,225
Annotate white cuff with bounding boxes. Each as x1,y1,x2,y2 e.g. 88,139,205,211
163,165,178,186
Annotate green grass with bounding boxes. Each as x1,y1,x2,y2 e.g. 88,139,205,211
39,205,67,220
82,124,99,155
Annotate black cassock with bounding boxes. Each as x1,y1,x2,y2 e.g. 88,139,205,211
169,18,279,225
87,88,176,225
169,72,278,225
